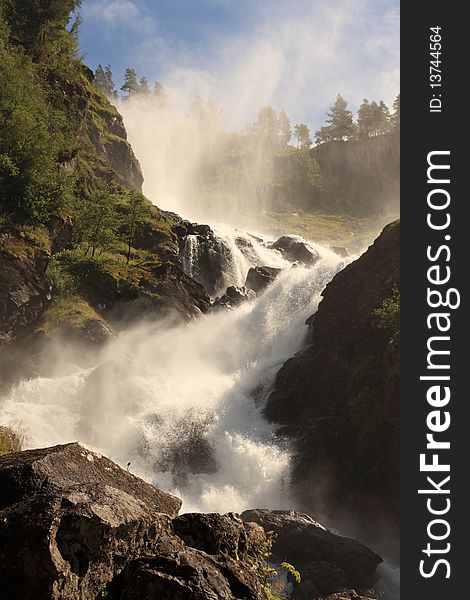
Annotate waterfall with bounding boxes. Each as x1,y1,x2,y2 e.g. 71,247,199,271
180,224,292,296
182,234,199,279
0,235,346,514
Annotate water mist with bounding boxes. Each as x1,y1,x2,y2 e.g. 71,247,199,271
0,232,345,513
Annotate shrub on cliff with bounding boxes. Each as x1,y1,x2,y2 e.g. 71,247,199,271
0,425,24,456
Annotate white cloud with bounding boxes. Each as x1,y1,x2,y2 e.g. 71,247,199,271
83,0,155,33
84,0,399,130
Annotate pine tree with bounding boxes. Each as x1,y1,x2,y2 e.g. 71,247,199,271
315,125,334,145
325,95,354,141
294,123,312,150
278,111,292,150
121,68,139,98
2,0,82,62
104,65,117,98
94,64,107,94
390,94,400,128
138,76,150,96
369,100,390,135
357,98,373,138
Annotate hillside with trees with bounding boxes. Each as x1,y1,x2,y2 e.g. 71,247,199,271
0,0,210,379
0,0,399,373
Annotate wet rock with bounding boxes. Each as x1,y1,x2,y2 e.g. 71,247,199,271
212,286,256,311
245,266,282,293
241,509,382,596
323,593,375,600
150,409,218,485
69,318,114,346
179,228,233,296
173,512,266,560
331,246,349,257
83,261,211,325
271,235,319,265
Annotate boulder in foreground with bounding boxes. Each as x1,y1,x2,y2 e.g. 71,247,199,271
241,509,382,598
0,443,264,600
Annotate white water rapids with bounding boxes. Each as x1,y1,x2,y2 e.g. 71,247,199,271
0,228,346,514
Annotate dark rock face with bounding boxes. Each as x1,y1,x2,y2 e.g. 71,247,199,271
213,286,256,311
102,135,144,192
264,221,400,533
310,131,400,216
111,549,263,600
0,444,267,600
66,318,114,346
0,443,181,599
245,266,282,293
241,509,382,598
58,73,143,193
173,513,266,560
271,235,319,265
82,261,211,325
178,223,234,296
0,234,50,345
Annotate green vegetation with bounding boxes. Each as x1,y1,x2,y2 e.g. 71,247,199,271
89,58,399,220
38,296,101,335
373,285,400,333
0,17,76,224
262,208,390,248
315,93,399,143
254,532,301,600
315,94,355,143
0,424,26,456
0,1,179,331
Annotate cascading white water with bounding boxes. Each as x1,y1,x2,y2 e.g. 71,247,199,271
0,234,346,514
181,234,199,279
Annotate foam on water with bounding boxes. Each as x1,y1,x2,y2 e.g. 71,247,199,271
0,233,345,514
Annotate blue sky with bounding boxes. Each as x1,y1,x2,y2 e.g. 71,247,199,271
79,0,399,130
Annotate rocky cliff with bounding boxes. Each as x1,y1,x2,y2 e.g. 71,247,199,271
0,63,215,383
0,443,381,600
264,221,400,541
311,131,400,216
269,131,399,217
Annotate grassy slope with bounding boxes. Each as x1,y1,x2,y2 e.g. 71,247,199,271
259,208,399,250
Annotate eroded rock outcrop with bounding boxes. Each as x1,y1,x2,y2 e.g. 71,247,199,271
0,443,181,599
0,443,267,600
177,221,234,296
212,286,256,311
245,266,282,293
270,236,319,266
173,512,266,560
0,234,50,345
110,549,264,600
